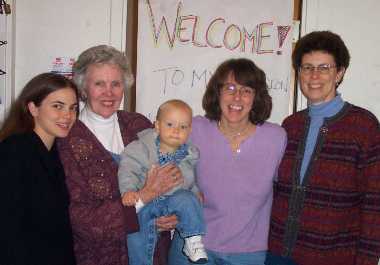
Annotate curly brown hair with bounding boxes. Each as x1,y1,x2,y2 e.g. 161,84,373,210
292,31,350,87
202,58,272,125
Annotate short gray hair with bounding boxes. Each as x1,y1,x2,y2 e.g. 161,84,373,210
72,45,134,100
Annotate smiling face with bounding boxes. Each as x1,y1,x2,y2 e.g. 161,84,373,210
85,63,124,118
28,87,78,148
155,105,192,153
219,73,255,127
299,51,345,104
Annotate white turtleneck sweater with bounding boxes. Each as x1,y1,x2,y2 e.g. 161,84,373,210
79,106,124,155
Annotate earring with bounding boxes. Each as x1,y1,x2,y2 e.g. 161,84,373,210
80,91,87,101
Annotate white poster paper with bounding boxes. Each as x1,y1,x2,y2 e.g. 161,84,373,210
136,0,293,123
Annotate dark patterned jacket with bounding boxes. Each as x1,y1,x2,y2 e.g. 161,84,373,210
269,103,380,265
57,111,170,265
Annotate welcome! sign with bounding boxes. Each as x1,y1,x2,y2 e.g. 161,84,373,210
136,0,293,123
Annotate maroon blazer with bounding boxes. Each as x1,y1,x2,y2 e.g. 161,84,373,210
269,104,380,265
58,111,170,265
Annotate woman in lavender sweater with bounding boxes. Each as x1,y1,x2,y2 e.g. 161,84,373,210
169,58,287,265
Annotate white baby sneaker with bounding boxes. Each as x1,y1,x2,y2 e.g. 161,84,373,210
183,235,208,264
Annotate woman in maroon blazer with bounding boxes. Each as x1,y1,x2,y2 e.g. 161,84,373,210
57,45,180,265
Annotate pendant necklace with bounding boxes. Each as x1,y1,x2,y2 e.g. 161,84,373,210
218,121,251,153
218,121,251,138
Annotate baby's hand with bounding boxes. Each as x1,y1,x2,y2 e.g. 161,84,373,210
122,191,139,206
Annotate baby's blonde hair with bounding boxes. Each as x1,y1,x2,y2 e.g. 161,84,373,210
156,99,193,121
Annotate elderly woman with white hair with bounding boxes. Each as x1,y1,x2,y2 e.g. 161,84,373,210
58,45,181,265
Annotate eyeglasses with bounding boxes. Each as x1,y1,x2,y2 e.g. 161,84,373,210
221,83,254,97
299,64,337,75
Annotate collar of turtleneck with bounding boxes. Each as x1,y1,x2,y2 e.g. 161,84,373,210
79,106,124,154
299,93,345,182
81,106,117,126
308,93,345,118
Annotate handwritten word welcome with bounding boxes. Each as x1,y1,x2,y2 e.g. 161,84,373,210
146,0,291,54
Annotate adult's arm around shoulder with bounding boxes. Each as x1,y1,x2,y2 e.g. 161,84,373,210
278,124,287,158
270,123,287,182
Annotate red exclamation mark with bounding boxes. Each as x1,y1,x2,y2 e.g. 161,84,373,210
277,26,291,55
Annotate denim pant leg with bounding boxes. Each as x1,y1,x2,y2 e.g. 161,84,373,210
208,250,267,265
127,198,168,265
168,230,192,265
166,189,206,238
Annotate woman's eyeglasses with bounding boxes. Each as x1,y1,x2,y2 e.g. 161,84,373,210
299,64,337,75
221,83,254,97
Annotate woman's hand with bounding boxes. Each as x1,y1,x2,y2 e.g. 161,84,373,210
156,215,178,232
196,192,205,204
139,164,183,204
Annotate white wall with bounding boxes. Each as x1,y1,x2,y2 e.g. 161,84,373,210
13,0,128,97
0,0,14,122
300,0,380,119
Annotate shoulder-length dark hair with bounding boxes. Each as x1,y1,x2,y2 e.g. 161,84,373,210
0,73,79,141
202,58,272,125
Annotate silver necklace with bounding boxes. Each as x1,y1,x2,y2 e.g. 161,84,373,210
218,121,251,139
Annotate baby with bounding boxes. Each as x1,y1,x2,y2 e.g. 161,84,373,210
118,99,207,264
